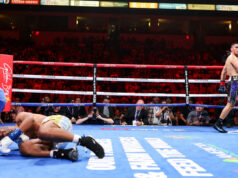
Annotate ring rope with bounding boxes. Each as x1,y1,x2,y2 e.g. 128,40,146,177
12,61,226,110
12,89,185,97
13,61,94,67
12,102,93,107
99,92,185,97
13,74,93,81
10,103,186,107
11,103,186,107
13,61,223,69
189,94,226,97
13,74,221,83
11,102,238,110
12,88,226,97
12,89,93,95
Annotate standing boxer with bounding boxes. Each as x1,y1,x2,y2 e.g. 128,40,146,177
215,42,238,133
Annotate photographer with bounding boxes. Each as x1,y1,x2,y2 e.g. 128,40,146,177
154,100,175,126
36,96,53,116
187,102,211,126
76,108,114,125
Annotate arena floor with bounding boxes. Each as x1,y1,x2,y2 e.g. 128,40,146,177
0,124,238,178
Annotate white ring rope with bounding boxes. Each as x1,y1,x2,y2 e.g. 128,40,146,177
189,94,226,97
12,88,225,97
12,89,185,97
13,74,220,84
98,92,186,97
12,89,93,95
13,74,92,81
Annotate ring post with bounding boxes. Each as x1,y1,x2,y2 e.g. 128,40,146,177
93,64,97,119
184,65,190,105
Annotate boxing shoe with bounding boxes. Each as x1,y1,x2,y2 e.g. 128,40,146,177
0,136,13,154
78,136,105,159
213,121,227,133
53,147,78,162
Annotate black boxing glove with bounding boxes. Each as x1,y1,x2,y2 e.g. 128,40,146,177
218,80,226,94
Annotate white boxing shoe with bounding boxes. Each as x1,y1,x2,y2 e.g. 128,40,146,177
0,143,11,154
0,136,13,154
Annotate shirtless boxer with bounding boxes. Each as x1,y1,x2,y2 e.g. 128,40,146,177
0,112,104,160
214,42,238,133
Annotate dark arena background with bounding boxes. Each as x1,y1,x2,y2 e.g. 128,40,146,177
0,0,238,178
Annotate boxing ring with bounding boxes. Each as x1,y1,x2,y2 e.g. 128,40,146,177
1,61,238,178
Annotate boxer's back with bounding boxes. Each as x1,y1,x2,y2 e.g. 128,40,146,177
16,112,47,138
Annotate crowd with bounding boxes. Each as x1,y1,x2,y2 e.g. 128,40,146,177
1,95,237,127
0,36,237,126
6,36,226,105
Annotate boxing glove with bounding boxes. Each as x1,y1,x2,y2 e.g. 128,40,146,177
218,81,226,94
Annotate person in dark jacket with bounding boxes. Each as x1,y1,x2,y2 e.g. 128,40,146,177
121,99,148,126
97,95,114,119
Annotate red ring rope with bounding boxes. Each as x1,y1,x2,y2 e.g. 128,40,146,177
13,61,223,69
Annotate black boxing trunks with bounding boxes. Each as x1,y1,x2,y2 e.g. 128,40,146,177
227,76,238,105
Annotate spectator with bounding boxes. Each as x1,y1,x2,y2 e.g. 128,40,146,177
155,100,175,126
9,109,17,122
1,112,11,123
174,109,187,126
113,108,125,125
72,97,88,123
146,96,160,125
180,98,195,120
11,96,24,114
166,97,176,114
121,99,148,126
97,95,114,119
61,98,76,122
187,102,211,126
48,105,63,116
36,96,53,116
76,108,114,125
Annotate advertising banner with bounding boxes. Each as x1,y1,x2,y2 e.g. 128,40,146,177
0,0,10,4
100,1,128,8
187,4,215,10
11,0,40,5
0,54,13,112
40,0,69,6
159,3,186,10
216,5,238,11
129,2,158,9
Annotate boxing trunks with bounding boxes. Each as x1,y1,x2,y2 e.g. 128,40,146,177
227,76,238,105
41,115,72,149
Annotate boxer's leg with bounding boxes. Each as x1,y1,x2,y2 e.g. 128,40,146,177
19,139,78,161
39,116,104,158
214,81,237,133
